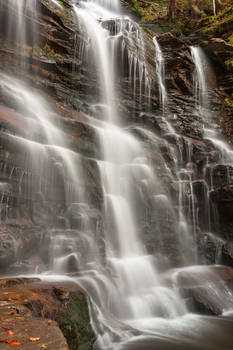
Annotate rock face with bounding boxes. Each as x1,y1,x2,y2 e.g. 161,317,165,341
171,265,233,315
0,278,95,349
0,0,232,289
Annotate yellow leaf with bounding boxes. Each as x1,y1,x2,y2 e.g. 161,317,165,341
29,337,40,342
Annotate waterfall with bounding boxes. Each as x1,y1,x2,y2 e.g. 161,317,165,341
73,2,118,122
191,47,233,159
0,0,38,56
1,1,233,349
191,46,233,246
70,1,192,346
153,37,167,115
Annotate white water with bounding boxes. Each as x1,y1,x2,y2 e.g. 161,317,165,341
191,46,233,236
0,0,37,53
73,3,117,122
65,5,233,349
71,1,192,347
0,1,233,350
153,37,167,115
0,72,85,208
50,0,63,8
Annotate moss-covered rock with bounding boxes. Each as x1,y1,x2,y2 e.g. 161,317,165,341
60,292,95,350
0,278,95,350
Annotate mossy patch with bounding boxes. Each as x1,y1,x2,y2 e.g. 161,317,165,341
60,292,95,350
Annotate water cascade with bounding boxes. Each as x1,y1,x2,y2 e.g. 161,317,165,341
153,37,167,115
0,1,233,350
71,1,189,345
191,46,233,235
0,0,38,58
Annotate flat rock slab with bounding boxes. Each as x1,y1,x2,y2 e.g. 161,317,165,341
0,278,69,349
0,317,68,349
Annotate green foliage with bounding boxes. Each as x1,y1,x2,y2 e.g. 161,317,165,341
200,6,233,44
57,0,69,9
33,44,63,62
63,292,95,350
225,96,233,108
129,0,168,22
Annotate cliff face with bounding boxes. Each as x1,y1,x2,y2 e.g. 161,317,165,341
0,0,232,275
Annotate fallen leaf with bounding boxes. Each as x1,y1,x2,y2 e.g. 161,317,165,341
8,330,15,336
9,339,21,346
30,337,40,342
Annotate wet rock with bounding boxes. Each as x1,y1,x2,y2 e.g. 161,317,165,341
0,233,17,267
169,265,233,315
0,277,95,350
204,38,233,73
133,112,172,134
173,72,193,95
66,202,101,231
223,243,233,267
206,165,233,188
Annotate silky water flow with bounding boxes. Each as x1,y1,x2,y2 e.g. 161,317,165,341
0,1,233,350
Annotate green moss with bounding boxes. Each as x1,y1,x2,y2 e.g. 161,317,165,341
202,6,233,37
57,0,69,9
225,58,233,67
33,44,64,62
225,96,233,107
61,292,95,350
129,0,168,23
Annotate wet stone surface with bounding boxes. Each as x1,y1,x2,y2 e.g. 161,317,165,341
0,278,95,350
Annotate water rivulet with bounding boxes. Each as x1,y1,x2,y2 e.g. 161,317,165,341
0,0,233,349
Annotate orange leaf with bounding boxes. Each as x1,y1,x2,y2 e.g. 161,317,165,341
9,340,21,346
8,330,15,336
29,337,40,342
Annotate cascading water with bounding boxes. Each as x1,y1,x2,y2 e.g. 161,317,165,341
153,37,167,115
71,1,189,344
63,1,233,349
0,0,38,57
191,46,233,236
0,1,233,349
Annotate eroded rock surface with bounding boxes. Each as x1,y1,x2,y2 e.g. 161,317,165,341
0,278,95,350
